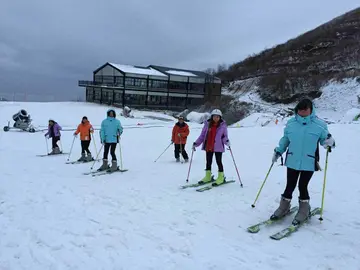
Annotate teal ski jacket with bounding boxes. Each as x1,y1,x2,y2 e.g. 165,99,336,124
275,105,330,171
100,109,123,143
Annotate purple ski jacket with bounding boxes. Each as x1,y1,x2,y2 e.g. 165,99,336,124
45,122,62,137
194,119,230,152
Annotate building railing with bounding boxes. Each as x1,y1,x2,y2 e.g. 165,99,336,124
79,80,207,94
78,80,123,87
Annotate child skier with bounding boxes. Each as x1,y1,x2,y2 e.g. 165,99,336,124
193,109,230,186
270,98,335,225
98,109,123,172
44,119,62,154
74,116,94,162
171,116,189,162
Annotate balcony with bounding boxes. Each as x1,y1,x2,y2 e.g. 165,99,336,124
78,80,124,88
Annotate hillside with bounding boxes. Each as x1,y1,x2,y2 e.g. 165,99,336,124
218,7,360,103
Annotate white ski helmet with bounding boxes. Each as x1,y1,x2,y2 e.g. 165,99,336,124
211,109,222,117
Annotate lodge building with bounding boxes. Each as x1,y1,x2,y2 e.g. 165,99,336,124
78,62,222,109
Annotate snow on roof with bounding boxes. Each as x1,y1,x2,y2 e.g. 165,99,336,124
109,63,167,77
165,70,198,77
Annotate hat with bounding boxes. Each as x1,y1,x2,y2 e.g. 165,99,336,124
211,109,222,117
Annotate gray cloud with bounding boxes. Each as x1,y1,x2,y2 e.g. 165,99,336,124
0,0,359,100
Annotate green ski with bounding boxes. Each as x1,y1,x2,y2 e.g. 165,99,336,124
269,207,321,240
196,180,235,192
180,177,215,189
246,206,299,233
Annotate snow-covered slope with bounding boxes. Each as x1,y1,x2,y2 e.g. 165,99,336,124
229,78,360,127
0,102,359,269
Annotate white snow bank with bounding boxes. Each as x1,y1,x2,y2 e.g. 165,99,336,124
341,108,360,123
313,78,360,122
232,112,289,128
186,111,210,124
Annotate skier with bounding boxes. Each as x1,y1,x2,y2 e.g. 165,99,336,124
171,116,189,162
74,116,94,162
193,109,230,186
44,119,62,154
270,98,335,225
123,106,132,118
98,109,123,172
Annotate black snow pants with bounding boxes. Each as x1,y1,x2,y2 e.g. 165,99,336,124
52,136,60,149
205,151,223,172
81,140,91,154
174,144,189,160
282,168,314,200
103,143,117,161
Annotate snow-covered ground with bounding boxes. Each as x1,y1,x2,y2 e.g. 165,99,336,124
0,101,360,269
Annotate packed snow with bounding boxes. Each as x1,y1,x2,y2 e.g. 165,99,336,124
0,101,360,269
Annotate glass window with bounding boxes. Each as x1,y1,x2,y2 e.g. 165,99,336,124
150,80,168,89
124,94,146,106
115,76,124,86
189,83,204,93
169,81,187,90
125,78,135,86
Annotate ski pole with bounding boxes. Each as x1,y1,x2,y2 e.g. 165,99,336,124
90,144,103,170
67,136,76,161
92,133,98,155
186,148,195,182
319,147,331,222
179,136,184,163
154,142,172,162
118,138,123,171
251,162,274,208
45,136,49,154
228,147,243,187
59,139,63,153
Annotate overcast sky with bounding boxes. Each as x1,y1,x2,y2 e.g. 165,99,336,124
0,0,359,101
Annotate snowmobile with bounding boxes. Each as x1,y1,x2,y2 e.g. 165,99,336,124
3,109,37,133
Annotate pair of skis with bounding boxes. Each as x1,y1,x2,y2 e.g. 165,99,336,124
66,159,100,164
247,207,321,240
83,167,128,177
180,177,235,192
37,152,69,157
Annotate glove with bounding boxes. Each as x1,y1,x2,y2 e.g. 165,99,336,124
272,151,281,163
44,134,49,139
323,134,335,149
225,140,231,147
73,133,77,137
192,142,196,151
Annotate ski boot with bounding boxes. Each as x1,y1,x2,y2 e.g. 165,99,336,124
109,160,118,172
86,153,93,162
97,159,110,171
78,153,86,162
212,171,225,186
270,196,291,220
176,158,180,162
184,158,189,163
292,199,311,225
198,170,213,184
50,147,61,155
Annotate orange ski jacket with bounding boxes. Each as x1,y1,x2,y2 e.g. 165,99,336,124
172,122,189,144
75,121,94,141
